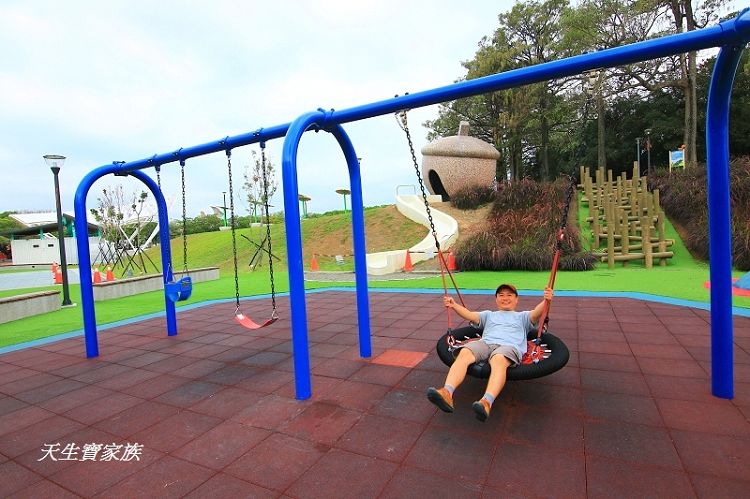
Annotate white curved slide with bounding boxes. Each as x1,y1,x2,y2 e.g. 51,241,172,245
366,190,459,275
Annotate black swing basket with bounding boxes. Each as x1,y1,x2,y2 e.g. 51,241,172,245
436,325,569,380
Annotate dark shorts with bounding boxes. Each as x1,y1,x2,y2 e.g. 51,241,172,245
462,339,521,366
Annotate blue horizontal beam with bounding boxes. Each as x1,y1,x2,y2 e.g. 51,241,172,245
104,8,749,175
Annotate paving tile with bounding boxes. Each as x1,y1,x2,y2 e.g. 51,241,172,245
94,367,163,391
586,455,696,499
404,426,494,483
503,407,584,452
689,473,750,499
101,454,214,497
49,444,161,497
172,420,270,470
584,420,682,469
63,392,143,425
0,405,55,436
0,415,84,458
0,461,43,497
656,398,750,435
311,357,365,379
578,352,641,373
0,372,63,396
513,382,583,414
371,388,437,424
231,393,306,430
6,478,80,499
170,359,225,379
131,410,222,453
583,390,663,426
198,364,260,386
580,369,651,396
486,442,586,498
397,368,444,392
336,413,423,462
120,373,189,399
378,466,483,499
38,385,114,414
285,448,398,499
225,432,327,491
321,380,390,411
14,378,87,405
637,357,709,378
349,364,410,387
279,401,362,446
153,381,223,408
184,472,277,498
231,365,288,392
92,400,181,438
671,429,750,479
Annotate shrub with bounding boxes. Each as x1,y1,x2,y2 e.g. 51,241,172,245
454,178,596,271
451,184,496,210
649,156,750,271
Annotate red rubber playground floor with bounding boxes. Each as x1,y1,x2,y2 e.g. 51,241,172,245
1,290,749,498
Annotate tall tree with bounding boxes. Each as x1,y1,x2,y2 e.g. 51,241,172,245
426,0,574,181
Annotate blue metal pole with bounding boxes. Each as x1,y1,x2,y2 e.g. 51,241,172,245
73,164,121,357
705,44,745,399
130,170,177,336
281,111,326,400
330,124,372,358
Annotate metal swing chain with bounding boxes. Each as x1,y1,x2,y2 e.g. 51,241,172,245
155,166,162,190
180,160,189,273
396,110,440,253
260,145,277,315
227,151,241,310
397,109,466,309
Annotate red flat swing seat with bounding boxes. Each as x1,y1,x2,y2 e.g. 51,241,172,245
234,312,277,330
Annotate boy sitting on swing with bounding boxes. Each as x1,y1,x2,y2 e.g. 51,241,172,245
427,283,554,422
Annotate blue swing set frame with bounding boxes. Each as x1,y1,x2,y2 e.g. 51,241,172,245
73,9,750,401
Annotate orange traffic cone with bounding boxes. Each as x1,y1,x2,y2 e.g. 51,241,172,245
105,266,115,282
311,254,319,272
403,250,413,272
92,267,102,284
447,251,457,271
54,268,62,284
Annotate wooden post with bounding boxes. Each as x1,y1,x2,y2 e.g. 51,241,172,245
607,217,615,269
657,211,667,266
622,217,630,268
642,216,653,269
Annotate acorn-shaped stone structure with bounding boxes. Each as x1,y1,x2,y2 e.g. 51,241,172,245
420,121,499,201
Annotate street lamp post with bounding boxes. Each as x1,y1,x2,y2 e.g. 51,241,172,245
335,189,351,211
635,137,641,177
44,154,73,307
644,128,652,176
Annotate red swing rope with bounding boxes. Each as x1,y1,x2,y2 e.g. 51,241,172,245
535,176,577,339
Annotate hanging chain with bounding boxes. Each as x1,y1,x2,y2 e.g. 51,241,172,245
260,145,277,315
155,166,162,190
227,151,241,309
397,110,440,252
180,160,189,273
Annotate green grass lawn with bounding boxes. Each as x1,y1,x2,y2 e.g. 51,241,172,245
2,200,749,349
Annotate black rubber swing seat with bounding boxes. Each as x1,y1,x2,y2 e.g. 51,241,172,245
436,325,570,380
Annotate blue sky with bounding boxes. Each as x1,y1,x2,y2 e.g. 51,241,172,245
0,0,510,219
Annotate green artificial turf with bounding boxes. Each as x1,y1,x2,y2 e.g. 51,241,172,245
2,197,749,349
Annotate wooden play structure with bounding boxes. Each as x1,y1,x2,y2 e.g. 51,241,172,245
580,165,674,269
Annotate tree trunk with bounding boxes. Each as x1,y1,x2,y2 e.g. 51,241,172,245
540,87,550,180
597,89,607,170
685,1,698,167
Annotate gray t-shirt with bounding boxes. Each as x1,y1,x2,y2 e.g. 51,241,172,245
475,310,533,359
